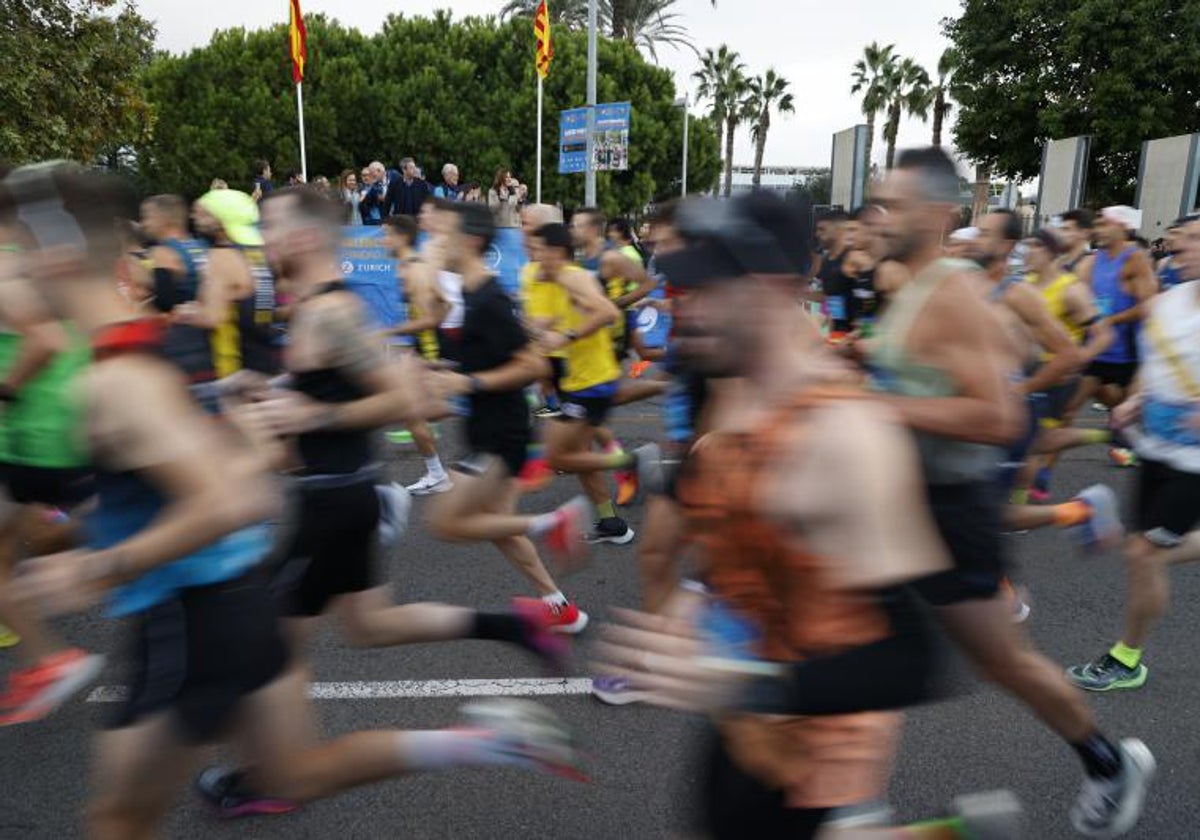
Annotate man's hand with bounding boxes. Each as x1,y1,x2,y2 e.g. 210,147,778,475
13,551,108,617
243,389,332,436
538,331,571,354
1112,394,1143,430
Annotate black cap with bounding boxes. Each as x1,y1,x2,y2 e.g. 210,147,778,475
657,192,812,288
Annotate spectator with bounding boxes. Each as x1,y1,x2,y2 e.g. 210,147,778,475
286,171,305,186
385,156,431,217
340,169,362,225
209,178,229,190
251,159,273,202
433,163,464,201
462,183,483,203
359,161,389,226
487,167,527,228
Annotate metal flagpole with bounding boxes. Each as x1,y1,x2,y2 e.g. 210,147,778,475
296,81,308,182
585,0,597,206
536,76,544,204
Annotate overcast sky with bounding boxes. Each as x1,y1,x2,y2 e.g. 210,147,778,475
138,0,963,169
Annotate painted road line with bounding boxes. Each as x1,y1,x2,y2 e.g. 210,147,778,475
87,678,594,704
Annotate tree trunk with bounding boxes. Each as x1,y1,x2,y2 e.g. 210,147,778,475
932,93,945,147
752,112,769,188
862,112,876,201
972,163,991,223
723,116,737,198
609,0,626,38
885,102,901,170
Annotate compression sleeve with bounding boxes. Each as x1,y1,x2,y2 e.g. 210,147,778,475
151,267,177,313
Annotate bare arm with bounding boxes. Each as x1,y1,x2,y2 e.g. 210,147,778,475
1005,283,1083,393
1065,281,1114,361
558,267,620,339
603,251,655,309
468,346,550,393
188,248,248,329
391,263,448,335
0,280,69,392
1108,250,1157,325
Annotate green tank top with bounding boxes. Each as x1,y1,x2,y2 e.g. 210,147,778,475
0,325,90,468
868,258,1001,485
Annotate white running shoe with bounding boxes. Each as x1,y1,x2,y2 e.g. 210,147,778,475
405,473,453,496
458,699,586,781
1070,738,1155,837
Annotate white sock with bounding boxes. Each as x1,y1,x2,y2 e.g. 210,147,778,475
397,730,522,772
541,591,568,608
424,456,446,480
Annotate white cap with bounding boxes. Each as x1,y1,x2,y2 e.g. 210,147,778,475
1101,205,1142,231
950,226,980,243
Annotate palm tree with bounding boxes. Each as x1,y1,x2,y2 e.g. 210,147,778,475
609,0,698,62
746,69,795,188
500,0,590,28
930,48,959,148
880,57,932,170
850,42,896,187
692,45,742,192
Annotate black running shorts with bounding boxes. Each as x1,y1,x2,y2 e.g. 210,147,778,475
1134,458,1200,548
557,392,615,427
107,571,289,744
275,480,381,617
0,463,94,508
1085,360,1137,388
913,481,1006,605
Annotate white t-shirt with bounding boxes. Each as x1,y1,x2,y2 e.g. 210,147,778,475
1130,282,1200,473
436,270,465,330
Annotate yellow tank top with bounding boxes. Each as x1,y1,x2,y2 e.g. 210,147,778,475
1029,272,1084,354
520,263,567,359
552,268,621,392
401,259,440,362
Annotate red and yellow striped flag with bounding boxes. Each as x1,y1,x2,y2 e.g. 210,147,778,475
534,1,553,80
288,0,307,84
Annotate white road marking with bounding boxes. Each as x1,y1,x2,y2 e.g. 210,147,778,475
86,678,594,704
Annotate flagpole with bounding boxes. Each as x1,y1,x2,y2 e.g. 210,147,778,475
296,81,308,182
536,76,544,204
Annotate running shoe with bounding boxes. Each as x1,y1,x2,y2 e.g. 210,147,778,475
614,467,638,506
385,429,414,445
0,648,105,726
405,473,453,496
1108,447,1138,468
517,597,589,635
195,767,298,819
457,699,587,782
1065,654,1148,692
1073,484,1124,554
1070,738,1155,837
628,360,651,379
0,624,18,649
541,495,590,570
376,482,412,549
585,517,635,545
591,676,651,706
517,456,554,492
534,406,562,419
511,599,574,666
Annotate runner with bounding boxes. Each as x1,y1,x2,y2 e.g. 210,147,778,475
1155,218,1187,291
1,164,582,838
572,207,655,362
425,202,590,633
595,192,952,839
533,223,637,545
520,203,567,420
813,209,854,337
1066,205,1157,467
1067,212,1200,692
1058,208,1096,277
868,147,1154,837
382,214,452,495
0,208,103,726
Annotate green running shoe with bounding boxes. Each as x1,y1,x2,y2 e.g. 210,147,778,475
386,429,414,445
1066,653,1148,692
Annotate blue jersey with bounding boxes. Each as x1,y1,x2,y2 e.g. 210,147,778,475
1093,246,1139,364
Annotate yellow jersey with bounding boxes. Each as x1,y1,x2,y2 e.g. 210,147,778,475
551,266,621,393
1029,272,1085,357
520,263,568,359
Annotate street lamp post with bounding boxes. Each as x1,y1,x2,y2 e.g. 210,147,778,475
585,0,598,207
675,95,689,196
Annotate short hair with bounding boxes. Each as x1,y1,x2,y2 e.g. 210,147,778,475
383,214,418,244
533,222,574,259
522,203,563,228
648,199,679,227
817,209,850,225
575,206,606,232
262,186,344,241
369,161,386,175
400,157,416,170
988,209,1024,243
253,159,270,177
143,194,188,229
895,146,961,203
450,201,495,251
442,163,457,178
1061,208,1094,229
607,217,635,242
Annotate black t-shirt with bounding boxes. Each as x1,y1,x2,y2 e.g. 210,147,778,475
460,277,530,440
818,250,853,332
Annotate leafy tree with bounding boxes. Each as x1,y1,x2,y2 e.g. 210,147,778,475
930,48,960,148
746,69,794,188
0,0,155,165
850,42,896,190
791,170,832,205
880,57,932,170
139,13,719,214
944,0,1200,206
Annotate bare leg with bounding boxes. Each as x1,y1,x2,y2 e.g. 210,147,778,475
0,507,65,664
614,379,669,406
485,481,559,596
331,586,475,648
1003,505,1060,532
545,420,623,474
409,420,438,459
638,495,685,613
429,459,538,542
1120,536,1171,650
935,596,1095,743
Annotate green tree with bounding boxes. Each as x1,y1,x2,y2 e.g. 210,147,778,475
139,13,719,214
930,48,960,148
0,0,155,166
792,170,832,205
850,42,896,190
880,57,932,170
746,69,794,188
944,0,1200,206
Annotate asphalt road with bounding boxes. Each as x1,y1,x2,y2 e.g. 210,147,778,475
2,401,1198,839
